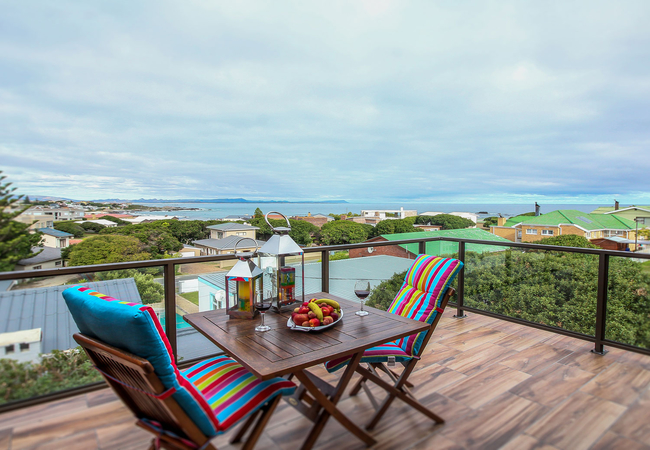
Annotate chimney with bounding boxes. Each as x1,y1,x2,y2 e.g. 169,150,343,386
615,200,619,211
497,217,507,226
308,212,311,217
535,202,541,217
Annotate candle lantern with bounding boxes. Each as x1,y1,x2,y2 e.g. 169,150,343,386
257,212,305,313
225,238,263,320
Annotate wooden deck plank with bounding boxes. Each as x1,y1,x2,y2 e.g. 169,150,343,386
1,314,650,450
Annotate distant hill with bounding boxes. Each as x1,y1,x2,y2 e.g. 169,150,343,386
90,198,348,204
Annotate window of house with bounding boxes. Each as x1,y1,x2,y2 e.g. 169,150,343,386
542,230,554,236
236,232,246,236
5,345,15,354
526,229,538,235
33,265,42,270
55,261,62,266
20,343,30,352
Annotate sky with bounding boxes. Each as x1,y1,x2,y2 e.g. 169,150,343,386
1,1,650,204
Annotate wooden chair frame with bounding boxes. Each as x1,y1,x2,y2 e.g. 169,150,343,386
347,287,455,430
74,333,280,450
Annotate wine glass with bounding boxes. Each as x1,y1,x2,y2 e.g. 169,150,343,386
354,280,370,316
255,291,272,332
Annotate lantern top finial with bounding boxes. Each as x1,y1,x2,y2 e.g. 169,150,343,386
259,211,303,256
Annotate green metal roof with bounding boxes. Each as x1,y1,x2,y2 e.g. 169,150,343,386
502,210,636,231
381,228,511,256
591,206,650,214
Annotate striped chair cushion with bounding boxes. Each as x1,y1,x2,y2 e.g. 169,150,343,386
389,255,462,356
63,286,218,436
324,341,411,373
182,356,296,431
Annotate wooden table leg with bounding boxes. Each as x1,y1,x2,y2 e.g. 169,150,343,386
294,352,376,450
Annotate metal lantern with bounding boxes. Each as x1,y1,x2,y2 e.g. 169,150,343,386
225,238,263,320
257,211,305,313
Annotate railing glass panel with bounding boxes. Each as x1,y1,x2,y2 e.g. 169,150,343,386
605,255,650,350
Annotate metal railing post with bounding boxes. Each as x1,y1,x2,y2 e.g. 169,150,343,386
454,241,467,318
593,253,609,355
418,240,426,255
163,261,178,360
321,250,330,293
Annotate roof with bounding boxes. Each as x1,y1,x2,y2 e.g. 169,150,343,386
193,235,266,250
592,206,650,214
17,247,62,266
502,210,637,231
75,219,117,226
36,227,73,237
199,255,415,302
380,228,511,255
0,278,141,353
223,215,252,220
207,223,259,231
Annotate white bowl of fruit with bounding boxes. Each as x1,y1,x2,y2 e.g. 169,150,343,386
288,298,343,331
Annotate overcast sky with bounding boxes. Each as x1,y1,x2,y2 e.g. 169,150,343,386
1,1,649,203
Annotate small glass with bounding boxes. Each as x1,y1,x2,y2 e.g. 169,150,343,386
354,280,370,316
255,291,272,332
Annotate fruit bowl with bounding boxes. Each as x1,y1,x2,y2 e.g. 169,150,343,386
287,309,344,332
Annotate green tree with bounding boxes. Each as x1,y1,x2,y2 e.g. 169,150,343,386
537,235,599,249
79,222,106,233
415,214,475,230
53,221,85,238
483,217,498,227
65,235,151,266
370,218,418,238
249,217,318,246
317,220,370,245
0,172,42,271
101,215,129,225
253,208,264,219
366,271,407,311
100,269,164,305
101,223,182,257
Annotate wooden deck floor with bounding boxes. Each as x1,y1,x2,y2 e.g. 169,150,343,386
3,313,650,450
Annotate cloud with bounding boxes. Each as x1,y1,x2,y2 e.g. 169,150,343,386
0,0,649,204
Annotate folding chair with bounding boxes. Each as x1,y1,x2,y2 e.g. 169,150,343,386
63,286,296,450
324,254,462,430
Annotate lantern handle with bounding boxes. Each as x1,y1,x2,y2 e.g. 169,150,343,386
264,211,291,232
233,237,259,257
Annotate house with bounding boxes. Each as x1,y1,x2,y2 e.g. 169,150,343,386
361,207,418,221
14,206,85,230
84,213,134,220
291,213,331,228
14,247,64,271
122,215,179,224
192,235,266,259
36,227,73,248
0,278,141,356
591,204,650,228
490,209,638,247
220,214,252,222
419,211,478,226
0,329,42,363
350,228,511,259
413,224,442,231
179,245,202,257
206,222,259,240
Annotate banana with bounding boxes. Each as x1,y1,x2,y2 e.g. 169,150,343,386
308,302,323,321
315,298,340,309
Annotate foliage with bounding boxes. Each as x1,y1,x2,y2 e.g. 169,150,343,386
370,218,418,238
483,217,498,227
414,214,475,230
101,223,182,257
180,291,199,305
249,217,318,246
366,271,407,311
254,208,264,219
53,221,85,238
330,251,349,261
0,172,43,271
536,235,599,249
329,212,360,220
99,269,164,304
65,235,151,265
639,228,650,240
0,348,102,404
317,220,372,245
79,222,106,233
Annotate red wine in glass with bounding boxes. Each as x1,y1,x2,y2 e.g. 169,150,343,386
255,295,272,332
354,280,370,316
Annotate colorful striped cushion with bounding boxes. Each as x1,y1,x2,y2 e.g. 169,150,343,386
63,286,219,436
389,255,463,356
324,341,411,373
182,356,296,431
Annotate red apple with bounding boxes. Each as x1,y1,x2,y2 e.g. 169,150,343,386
294,307,300,313
308,311,316,319
298,306,310,314
301,321,310,327
330,312,339,322
294,314,309,325
309,318,320,327
322,316,334,325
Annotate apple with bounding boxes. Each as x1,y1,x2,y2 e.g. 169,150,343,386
298,306,310,314
330,312,339,322
294,307,300,313
309,318,320,327
308,311,316,319
322,316,334,325
293,314,309,325
301,321,310,327
303,301,310,306
322,306,333,316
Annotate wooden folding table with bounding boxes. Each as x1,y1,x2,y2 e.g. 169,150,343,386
184,292,429,450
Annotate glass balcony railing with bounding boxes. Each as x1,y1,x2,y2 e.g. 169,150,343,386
1,236,649,411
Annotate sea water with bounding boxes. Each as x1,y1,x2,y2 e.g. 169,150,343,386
133,202,602,221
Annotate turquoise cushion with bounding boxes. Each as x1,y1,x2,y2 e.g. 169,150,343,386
62,286,220,437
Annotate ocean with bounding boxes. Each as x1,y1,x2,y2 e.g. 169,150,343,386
133,202,603,221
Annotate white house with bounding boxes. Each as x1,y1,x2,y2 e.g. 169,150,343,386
37,228,73,248
361,207,418,220
0,328,42,363
14,247,64,271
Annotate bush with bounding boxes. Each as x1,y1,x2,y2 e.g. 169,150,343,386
0,348,102,404
365,271,407,311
